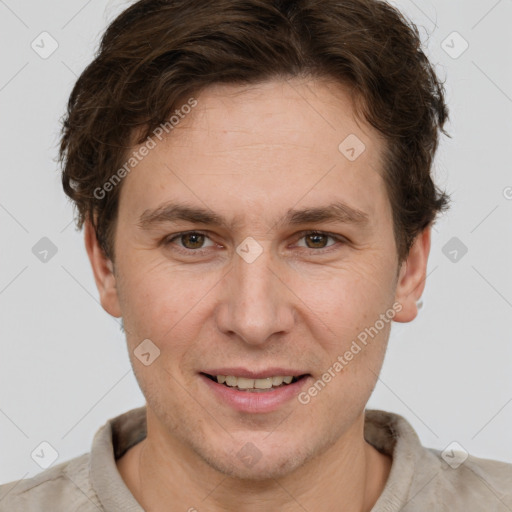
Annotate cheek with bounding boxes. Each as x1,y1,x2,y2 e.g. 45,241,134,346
114,259,176,337
291,257,395,323
116,257,222,353
288,263,396,393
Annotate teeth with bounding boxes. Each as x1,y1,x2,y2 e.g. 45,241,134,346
215,375,297,389
272,376,283,386
254,378,273,389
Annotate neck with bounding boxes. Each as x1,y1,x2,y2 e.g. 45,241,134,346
117,410,392,512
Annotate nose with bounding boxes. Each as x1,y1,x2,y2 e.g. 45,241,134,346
215,241,295,346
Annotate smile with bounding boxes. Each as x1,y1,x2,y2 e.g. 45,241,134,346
203,373,306,391
199,372,311,413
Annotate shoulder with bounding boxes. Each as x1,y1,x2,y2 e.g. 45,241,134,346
0,453,102,512
365,409,512,511
424,447,512,510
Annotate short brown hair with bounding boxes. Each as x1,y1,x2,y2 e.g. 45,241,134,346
60,0,450,264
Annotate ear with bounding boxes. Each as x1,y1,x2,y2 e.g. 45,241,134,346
84,219,122,318
393,225,431,323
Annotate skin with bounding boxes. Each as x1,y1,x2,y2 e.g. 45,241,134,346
85,77,431,511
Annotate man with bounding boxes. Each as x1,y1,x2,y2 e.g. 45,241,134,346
1,0,511,510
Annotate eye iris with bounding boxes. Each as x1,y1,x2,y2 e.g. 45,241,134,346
306,233,328,249
182,233,204,249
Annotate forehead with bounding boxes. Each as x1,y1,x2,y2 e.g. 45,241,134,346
118,77,390,231
170,78,379,155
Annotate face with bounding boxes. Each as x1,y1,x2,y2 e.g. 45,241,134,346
87,77,429,480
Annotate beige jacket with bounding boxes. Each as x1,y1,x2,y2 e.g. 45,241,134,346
0,406,511,511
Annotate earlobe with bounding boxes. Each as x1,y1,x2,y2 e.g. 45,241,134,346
84,219,122,318
393,226,431,323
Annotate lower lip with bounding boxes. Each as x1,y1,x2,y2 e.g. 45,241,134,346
199,374,311,413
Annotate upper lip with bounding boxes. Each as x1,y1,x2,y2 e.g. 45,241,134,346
202,368,309,379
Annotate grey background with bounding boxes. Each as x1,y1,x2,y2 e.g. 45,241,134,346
0,0,511,485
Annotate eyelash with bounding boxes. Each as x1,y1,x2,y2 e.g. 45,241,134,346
162,230,347,256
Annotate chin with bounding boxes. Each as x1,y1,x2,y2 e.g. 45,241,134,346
200,446,309,481
191,427,335,482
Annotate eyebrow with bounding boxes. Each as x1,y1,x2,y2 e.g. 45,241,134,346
137,200,370,231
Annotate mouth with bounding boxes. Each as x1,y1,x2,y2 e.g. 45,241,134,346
199,367,313,413
200,372,310,392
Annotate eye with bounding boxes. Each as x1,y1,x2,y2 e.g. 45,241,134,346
164,231,216,253
294,230,344,251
